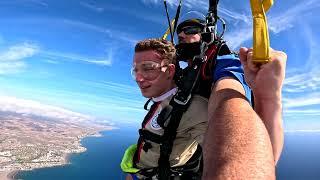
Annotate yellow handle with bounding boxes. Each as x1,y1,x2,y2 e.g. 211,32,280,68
250,0,273,64
162,19,175,40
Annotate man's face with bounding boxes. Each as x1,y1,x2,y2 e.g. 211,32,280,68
178,31,201,44
133,50,174,98
178,26,201,44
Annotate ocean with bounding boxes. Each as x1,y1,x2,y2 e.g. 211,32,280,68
15,129,320,180
276,132,320,180
15,127,138,180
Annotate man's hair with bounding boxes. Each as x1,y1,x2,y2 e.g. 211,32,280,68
135,38,176,64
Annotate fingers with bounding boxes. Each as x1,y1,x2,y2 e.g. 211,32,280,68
239,47,248,66
247,49,260,72
239,47,287,73
268,48,287,75
270,49,287,63
239,47,259,72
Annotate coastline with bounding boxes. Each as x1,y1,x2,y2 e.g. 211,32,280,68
0,170,16,180
6,129,113,180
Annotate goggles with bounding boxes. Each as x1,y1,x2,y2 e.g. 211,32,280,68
131,61,168,81
177,26,202,35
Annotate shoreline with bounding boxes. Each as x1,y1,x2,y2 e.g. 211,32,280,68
0,170,16,180
7,170,17,180
5,129,112,180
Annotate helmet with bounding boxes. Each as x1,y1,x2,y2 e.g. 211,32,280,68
176,11,206,34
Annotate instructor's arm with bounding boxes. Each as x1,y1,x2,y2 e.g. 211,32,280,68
202,77,275,180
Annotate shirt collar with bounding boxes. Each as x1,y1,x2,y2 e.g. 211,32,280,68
152,87,178,102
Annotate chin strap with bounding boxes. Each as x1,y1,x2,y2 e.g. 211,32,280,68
250,0,273,64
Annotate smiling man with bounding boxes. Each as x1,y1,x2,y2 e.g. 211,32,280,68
122,38,208,180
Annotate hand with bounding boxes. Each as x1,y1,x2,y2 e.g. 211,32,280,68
239,47,287,101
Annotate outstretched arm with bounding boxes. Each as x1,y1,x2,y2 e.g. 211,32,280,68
202,77,275,180
239,47,287,164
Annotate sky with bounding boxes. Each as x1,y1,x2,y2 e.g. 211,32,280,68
0,0,319,131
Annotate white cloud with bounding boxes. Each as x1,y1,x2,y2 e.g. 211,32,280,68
281,23,320,118
224,26,252,49
283,24,320,93
219,6,251,24
268,0,320,34
284,108,320,116
226,0,320,48
285,129,320,133
97,81,141,94
80,1,104,13
0,43,39,74
20,0,49,7
41,50,112,66
141,0,319,50
61,19,111,35
141,0,207,9
0,95,94,123
61,19,139,45
283,92,320,115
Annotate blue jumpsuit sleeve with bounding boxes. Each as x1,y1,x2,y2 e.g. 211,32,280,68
213,54,252,105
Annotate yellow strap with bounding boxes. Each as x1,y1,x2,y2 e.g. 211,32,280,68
162,19,175,40
250,0,273,64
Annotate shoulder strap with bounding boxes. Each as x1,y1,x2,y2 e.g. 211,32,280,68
133,102,160,165
158,53,205,179
158,97,191,180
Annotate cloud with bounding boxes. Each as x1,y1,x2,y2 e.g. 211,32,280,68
283,24,320,93
0,95,94,122
73,80,146,121
80,1,104,13
140,0,319,50
92,81,141,94
224,26,252,49
268,0,320,34
283,91,320,109
44,59,59,64
0,43,39,74
284,108,320,116
61,19,139,45
219,6,251,24
285,129,320,133
281,23,320,118
141,0,207,9
28,0,48,7
40,50,112,66
61,19,111,35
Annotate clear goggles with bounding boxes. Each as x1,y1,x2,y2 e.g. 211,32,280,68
131,61,168,81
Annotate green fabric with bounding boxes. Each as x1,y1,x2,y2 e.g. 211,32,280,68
120,144,140,173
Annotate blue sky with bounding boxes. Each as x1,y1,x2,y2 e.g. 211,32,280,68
0,0,319,131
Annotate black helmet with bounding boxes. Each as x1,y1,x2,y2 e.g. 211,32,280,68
176,11,206,34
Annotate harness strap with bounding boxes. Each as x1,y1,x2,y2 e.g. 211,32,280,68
137,145,203,179
134,102,160,164
158,99,191,180
139,129,163,144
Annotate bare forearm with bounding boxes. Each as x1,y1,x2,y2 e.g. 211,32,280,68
203,87,275,180
254,94,284,164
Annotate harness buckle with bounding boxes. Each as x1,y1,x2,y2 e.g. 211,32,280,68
173,94,191,105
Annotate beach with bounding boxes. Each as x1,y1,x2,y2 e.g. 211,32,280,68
0,170,16,180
